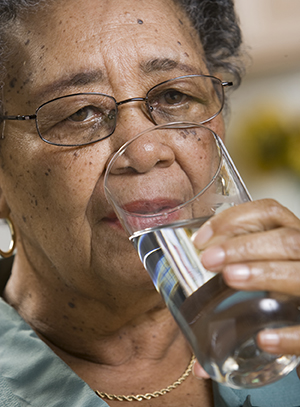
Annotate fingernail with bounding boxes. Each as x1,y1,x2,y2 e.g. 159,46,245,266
224,264,250,282
201,246,225,269
192,222,213,247
259,330,280,346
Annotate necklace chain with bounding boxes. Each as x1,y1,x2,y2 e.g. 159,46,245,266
95,355,195,402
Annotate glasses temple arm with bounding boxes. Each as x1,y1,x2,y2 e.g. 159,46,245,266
0,114,36,121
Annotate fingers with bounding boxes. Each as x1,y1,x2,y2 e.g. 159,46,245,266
191,328,300,380
192,199,300,295
222,261,300,295
193,199,300,251
191,199,300,364
199,228,300,294
202,227,300,269
257,326,300,356
192,360,210,379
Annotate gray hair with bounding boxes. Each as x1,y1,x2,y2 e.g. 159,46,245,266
179,0,244,85
0,0,244,93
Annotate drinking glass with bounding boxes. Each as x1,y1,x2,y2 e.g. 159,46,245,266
104,122,300,389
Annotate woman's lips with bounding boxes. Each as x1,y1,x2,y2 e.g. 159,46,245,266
104,199,185,234
122,199,183,215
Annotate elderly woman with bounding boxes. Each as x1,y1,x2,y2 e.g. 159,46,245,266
0,0,300,406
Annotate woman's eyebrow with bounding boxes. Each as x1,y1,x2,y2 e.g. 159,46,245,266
140,58,198,74
34,60,198,101
34,69,105,100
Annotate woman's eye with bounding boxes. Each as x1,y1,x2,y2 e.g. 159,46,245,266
162,90,187,105
68,106,97,122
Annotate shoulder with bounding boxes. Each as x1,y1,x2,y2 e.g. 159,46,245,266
0,298,109,406
0,375,25,407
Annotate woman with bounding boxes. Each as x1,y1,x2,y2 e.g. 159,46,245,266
0,0,300,406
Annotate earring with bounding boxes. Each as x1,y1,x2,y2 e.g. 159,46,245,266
0,216,16,258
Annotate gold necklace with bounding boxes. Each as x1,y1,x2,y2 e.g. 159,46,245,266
95,354,195,402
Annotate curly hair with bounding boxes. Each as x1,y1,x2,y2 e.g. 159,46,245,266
179,0,244,85
0,0,244,92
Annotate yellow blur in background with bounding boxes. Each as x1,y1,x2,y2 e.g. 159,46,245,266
228,0,300,217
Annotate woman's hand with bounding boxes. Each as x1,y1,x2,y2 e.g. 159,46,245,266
192,198,300,377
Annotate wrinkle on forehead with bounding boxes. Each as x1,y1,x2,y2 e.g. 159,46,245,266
3,0,204,111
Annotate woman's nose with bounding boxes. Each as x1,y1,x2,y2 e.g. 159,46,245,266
107,104,176,174
108,124,176,175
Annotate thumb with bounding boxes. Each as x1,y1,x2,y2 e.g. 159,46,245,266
192,360,210,379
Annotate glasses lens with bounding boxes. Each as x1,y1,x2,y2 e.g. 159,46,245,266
147,76,223,125
36,93,117,146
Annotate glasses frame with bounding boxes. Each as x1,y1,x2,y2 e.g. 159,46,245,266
0,75,232,147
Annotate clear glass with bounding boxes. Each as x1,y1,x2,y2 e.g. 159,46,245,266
104,123,300,389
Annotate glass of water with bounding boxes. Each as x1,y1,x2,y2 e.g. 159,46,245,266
104,122,300,389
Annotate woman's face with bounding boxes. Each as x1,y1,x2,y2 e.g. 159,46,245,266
0,0,224,296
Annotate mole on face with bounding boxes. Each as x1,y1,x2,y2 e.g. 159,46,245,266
9,78,18,89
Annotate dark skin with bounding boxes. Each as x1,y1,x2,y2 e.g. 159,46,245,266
0,0,220,405
1,1,300,406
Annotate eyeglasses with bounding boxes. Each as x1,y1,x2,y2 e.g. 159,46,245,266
0,75,232,147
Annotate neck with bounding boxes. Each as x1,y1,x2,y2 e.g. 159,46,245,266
3,250,185,367
3,252,214,407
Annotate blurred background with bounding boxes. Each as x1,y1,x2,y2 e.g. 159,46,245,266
0,0,300,251
227,0,300,217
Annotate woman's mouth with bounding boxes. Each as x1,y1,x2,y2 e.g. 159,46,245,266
104,198,185,235
122,199,183,215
